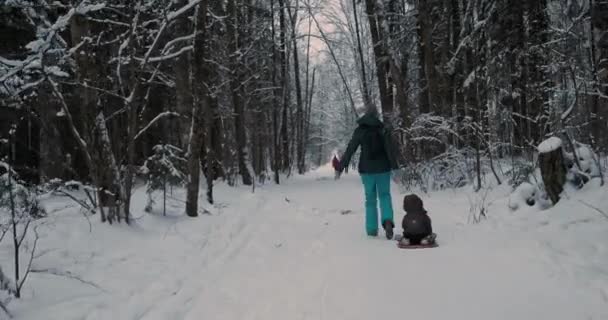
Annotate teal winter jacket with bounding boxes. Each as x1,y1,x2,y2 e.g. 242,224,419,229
340,112,397,174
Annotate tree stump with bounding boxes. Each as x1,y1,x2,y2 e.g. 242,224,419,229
538,137,567,204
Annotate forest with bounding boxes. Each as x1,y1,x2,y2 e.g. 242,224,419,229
1,0,607,216
0,0,607,318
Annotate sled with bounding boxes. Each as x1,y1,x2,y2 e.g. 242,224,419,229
395,234,438,249
397,242,438,249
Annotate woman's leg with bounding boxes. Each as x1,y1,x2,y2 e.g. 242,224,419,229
361,174,378,236
376,172,394,226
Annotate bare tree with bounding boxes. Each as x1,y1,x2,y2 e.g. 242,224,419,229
185,0,210,217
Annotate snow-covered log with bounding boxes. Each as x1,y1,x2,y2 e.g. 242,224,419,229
537,137,567,204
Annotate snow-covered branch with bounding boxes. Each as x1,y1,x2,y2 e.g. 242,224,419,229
161,34,196,55
140,45,194,63
141,0,204,66
446,1,497,75
0,1,106,97
134,112,181,141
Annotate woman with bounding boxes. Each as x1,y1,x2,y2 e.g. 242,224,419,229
337,109,398,239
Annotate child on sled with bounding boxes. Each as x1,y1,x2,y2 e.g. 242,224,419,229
400,194,436,246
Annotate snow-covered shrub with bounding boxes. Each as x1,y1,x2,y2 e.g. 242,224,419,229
0,161,43,302
563,144,601,187
508,181,552,211
508,139,602,211
538,140,602,191
0,266,14,316
398,146,482,192
506,159,536,188
396,114,474,192
468,188,489,223
395,115,480,191
40,179,99,221
400,113,456,147
0,164,46,220
509,182,541,211
398,151,471,192
424,147,471,190
141,144,187,215
574,145,600,176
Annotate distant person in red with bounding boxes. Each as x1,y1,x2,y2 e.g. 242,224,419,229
332,155,340,179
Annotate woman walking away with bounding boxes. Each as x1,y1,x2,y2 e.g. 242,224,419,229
336,108,398,239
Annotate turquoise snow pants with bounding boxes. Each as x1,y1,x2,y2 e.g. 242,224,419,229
361,172,394,236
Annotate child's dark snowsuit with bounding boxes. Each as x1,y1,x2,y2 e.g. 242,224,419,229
401,194,433,245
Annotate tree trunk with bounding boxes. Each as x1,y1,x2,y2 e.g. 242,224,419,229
271,0,281,184
69,12,108,222
524,0,550,146
123,91,139,224
287,1,305,174
538,144,567,204
375,1,408,129
416,0,436,114
122,6,143,223
504,0,526,154
451,0,464,147
303,13,313,173
352,0,373,108
174,0,193,148
7,132,20,298
203,100,220,204
227,0,253,186
94,112,122,224
278,0,290,172
591,0,608,152
185,0,210,217
163,177,167,216
304,68,316,163
364,0,392,114
38,93,65,182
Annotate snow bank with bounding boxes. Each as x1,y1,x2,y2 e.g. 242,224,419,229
537,137,562,153
562,143,602,189
508,182,552,211
574,145,601,177
508,182,538,210
2,170,607,319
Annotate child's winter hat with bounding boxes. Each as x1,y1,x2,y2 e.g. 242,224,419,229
403,194,426,214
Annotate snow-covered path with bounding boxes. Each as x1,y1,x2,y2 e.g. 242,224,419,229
8,166,608,319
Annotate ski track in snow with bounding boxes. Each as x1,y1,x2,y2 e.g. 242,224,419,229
5,165,608,319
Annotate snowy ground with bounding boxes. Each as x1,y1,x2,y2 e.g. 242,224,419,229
3,165,608,320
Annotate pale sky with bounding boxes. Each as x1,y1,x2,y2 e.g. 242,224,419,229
298,0,344,63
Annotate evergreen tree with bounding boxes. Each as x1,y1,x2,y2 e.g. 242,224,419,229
141,144,187,216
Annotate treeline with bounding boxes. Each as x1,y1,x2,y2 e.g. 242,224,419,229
1,0,607,222
1,0,318,220
329,0,607,188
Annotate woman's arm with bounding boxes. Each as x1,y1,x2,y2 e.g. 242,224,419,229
340,128,361,171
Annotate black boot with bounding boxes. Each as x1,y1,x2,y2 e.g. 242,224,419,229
382,220,394,240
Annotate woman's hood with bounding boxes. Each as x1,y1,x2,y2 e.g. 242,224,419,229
357,112,383,127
